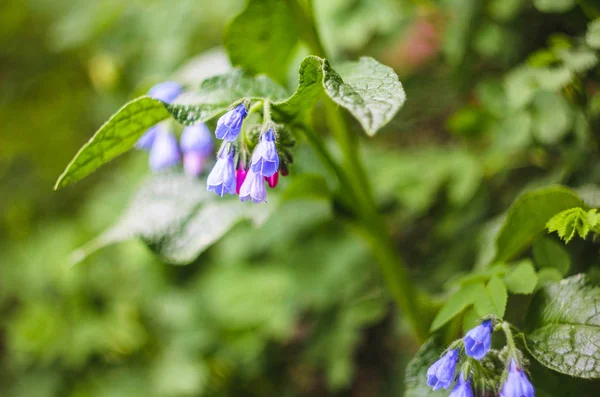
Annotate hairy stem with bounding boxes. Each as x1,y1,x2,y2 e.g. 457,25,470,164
297,0,428,342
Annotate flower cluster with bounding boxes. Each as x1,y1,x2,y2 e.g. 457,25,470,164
136,83,291,202
206,103,289,203
135,82,213,176
426,320,534,397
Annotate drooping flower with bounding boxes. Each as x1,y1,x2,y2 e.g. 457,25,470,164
426,349,459,390
207,150,236,196
215,104,247,142
250,129,279,177
180,124,213,155
464,319,493,360
183,152,206,177
148,130,181,171
500,360,535,397
136,82,183,150
180,124,213,177
236,166,248,195
135,125,160,151
148,81,183,103
239,169,267,203
265,171,279,188
449,374,474,397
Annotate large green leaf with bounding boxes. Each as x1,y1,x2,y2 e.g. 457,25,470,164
404,337,447,397
273,56,325,120
71,173,274,265
322,57,406,136
493,186,583,262
525,274,600,379
55,97,170,189
224,0,299,84
55,70,287,189
275,56,406,135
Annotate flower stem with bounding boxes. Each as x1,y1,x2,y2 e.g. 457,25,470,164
502,322,519,364
295,0,429,343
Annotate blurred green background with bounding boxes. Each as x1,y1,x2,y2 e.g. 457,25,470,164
1,0,599,396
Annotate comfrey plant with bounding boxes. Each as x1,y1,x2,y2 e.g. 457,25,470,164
426,319,535,397
54,1,600,395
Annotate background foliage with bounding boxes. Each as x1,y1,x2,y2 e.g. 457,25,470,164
2,0,600,395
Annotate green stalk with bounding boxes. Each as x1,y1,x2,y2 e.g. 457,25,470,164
294,0,429,342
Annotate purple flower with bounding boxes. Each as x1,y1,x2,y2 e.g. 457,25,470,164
135,125,160,151
250,129,279,177
500,360,534,397
239,169,267,203
183,152,206,177
426,349,459,390
148,81,183,103
136,81,182,151
464,319,493,360
449,374,474,397
215,104,247,142
149,130,181,171
181,124,213,177
207,150,235,196
180,124,213,156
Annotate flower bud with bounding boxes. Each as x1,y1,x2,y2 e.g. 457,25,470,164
215,104,247,142
426,349,459,390
148,130,181,171
464,320,493,360
239,169,267,203
207,150,236,196
236,166,248,195
250,129,279,177
148,81,183,103
265,171,279,188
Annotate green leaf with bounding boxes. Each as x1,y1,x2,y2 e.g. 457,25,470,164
54,97,171,189
274,56,406,136
493,186,583,262
430,283,482,331
504,260,538,294
587,19,600,49
525,274,600,378
492,111,532,150
322,57,406,136
70,173,274,265
487,275,508,318
462,307,481,333
546,207,594,243
471,276,507,318
273,56,324,120
556,48,598,73
531,91,572,145
224,0,299,84
536,268,564,286
533,0,576,13
404,337,447,397
532,237,571,275
55,70,287,189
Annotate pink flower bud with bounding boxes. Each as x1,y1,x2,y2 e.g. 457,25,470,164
236,166,248,195
265,171,279,188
